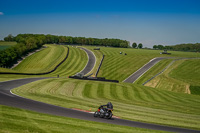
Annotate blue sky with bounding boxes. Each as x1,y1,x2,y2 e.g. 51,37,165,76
0,0,200,47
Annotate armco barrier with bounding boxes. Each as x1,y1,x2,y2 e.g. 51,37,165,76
95,54,104,77
0,46,69,75
69,76,119,83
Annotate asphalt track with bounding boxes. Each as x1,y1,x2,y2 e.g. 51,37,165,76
123,57,167,83
0,78,200,133
1,48,200,132
78,47,96,75
123,57,200,83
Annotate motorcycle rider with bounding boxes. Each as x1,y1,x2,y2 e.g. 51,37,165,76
101,102,113,111
94,102,113,118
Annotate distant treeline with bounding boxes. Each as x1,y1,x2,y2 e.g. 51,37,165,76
153,43,200,52
4,34,130,48
1,34,130,67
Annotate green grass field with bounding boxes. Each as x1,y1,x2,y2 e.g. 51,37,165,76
47,46,88,77
0,45,88,81
13,44,68,73
97,47,200,82
1,105,166,133
140,58,200,94
12,78,200,130
0,41,17,50
1,45,200,132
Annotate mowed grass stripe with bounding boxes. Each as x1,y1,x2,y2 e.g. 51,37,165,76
99,48,159,81
72,81,86,98
50,46,77,76
48,46,87,77
142,58,200,94
2,105,162,133
64,46,83,75
6,46,200,130
13,78,200,129
98,46,200,82
13,45,67,73
97,83,105,98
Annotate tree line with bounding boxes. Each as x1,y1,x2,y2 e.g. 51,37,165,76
131,42,143,49
0,34,46,67
153,43,200,52
0,34,130,67
5,34,130,48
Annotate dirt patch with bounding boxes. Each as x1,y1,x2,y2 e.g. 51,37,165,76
185,85,191,94
145,78,160,88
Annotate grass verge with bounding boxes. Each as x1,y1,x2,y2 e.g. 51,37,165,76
143,59,200,94
13,44,68,73
97,47,200,82
0,105,166,133
12,78,200,130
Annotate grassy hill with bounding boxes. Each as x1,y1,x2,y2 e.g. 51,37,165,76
12,78,200,130
13,44,68,73
1,45,200,132
47,45,88,77
141,58,200,94
170,59,200,95
96,47,200,82
0,45,88,81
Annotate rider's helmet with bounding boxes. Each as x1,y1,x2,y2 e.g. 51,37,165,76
107,102,113,109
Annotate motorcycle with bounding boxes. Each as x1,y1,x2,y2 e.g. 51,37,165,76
94,107,113,119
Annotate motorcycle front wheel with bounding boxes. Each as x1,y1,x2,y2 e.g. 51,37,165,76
100,113,104,118
94,111,98,117
107,113,112,119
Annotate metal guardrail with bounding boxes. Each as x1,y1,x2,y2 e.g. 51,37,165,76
95,54,104,77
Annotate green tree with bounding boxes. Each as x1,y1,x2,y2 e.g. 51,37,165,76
58,36,66,43
157,45,164,50
138,43,143,49
4,34,14,41
132,42,137,48
153,45,158,49
25,37,37,50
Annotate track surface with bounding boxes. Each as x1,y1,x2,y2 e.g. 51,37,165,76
0,78,200,133
79,47,96,75
0,49,200,133
123,57,166,83
124,57,200,84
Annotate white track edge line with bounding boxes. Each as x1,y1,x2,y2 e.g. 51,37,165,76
122,57,158,82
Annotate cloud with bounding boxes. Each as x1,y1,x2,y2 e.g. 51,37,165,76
0,12,4,15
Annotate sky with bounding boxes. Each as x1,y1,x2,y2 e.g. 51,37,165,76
0,0,200,48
